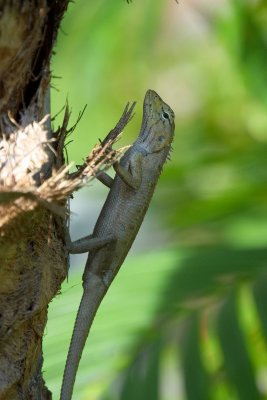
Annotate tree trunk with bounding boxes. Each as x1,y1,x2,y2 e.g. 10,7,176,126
0,2,69,398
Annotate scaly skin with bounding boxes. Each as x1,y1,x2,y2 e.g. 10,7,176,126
60,89,175,400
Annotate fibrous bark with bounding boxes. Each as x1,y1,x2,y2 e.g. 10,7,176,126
0,1,70,398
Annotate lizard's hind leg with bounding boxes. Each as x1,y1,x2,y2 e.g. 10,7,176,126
66,229,114,254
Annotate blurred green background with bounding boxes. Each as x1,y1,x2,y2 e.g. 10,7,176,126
43,0,267,399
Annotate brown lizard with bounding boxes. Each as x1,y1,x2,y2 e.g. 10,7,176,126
60,89,175,400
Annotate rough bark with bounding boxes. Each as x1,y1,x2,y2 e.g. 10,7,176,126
0,1,69,399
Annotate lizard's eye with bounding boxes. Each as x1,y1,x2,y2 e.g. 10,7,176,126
162,111,170,120
158,135,165,142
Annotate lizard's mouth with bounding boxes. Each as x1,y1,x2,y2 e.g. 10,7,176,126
146,89,162,101
142,89,153,117
144,89,163,115
139,89,157,134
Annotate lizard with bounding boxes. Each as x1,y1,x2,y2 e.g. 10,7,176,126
60,89,175,400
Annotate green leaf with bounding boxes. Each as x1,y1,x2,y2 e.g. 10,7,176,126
217,292,261,400
181,314,211,400
253,271,267,345
118,340,161,400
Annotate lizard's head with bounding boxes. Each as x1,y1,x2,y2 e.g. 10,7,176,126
138,89,175,153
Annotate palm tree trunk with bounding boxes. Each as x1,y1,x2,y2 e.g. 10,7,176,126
0,2,69,398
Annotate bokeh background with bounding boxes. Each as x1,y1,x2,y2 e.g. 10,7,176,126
43,1,267,399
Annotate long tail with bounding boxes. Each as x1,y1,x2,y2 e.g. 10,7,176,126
60,273,107,400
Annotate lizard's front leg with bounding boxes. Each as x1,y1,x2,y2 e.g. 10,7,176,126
113,152,142,189
96,171,113,188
